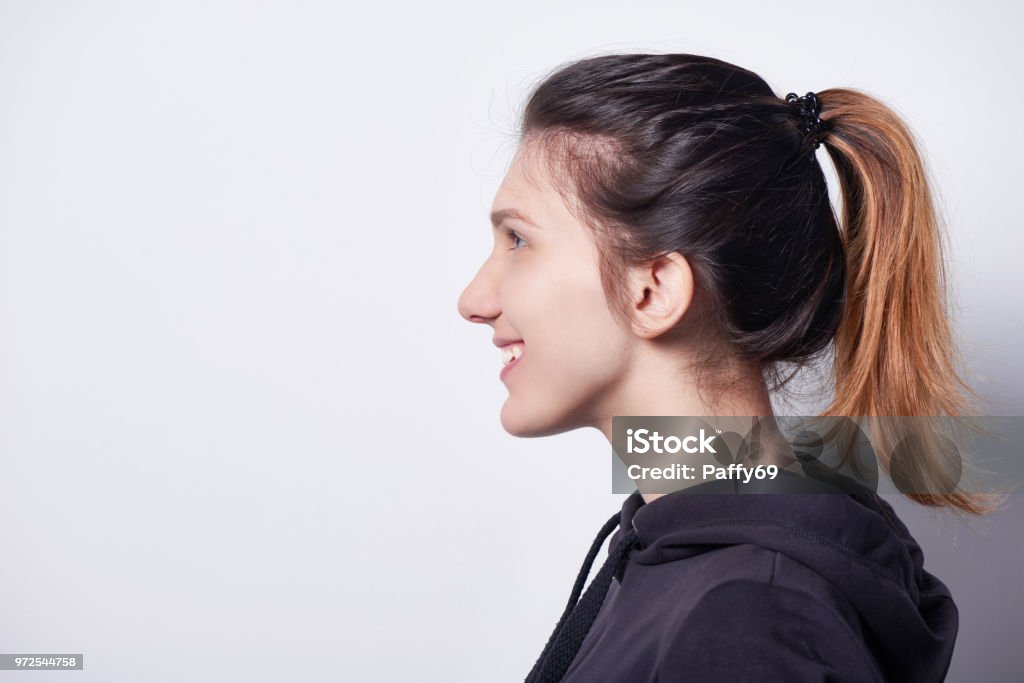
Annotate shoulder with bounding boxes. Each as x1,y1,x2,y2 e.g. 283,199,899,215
656,565,884,682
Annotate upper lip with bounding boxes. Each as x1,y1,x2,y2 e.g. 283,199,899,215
492,336,525,349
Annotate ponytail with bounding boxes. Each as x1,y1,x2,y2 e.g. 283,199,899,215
817,88,1005,516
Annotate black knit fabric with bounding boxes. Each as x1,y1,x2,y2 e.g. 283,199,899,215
525,512,639,683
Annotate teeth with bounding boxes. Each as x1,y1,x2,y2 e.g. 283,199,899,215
501,345,524,366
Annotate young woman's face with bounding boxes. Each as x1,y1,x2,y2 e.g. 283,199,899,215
458,146,635,437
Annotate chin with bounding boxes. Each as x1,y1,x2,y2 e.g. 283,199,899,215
499,398,589,438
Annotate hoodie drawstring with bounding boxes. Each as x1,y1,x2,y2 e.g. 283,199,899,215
525,511,640,683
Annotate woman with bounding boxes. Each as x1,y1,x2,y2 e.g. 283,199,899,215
457,53,1001,682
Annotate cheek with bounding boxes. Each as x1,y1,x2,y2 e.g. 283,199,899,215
538,307,628,389
510,260,630,387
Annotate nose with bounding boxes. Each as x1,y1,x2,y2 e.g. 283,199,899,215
458,257,501,324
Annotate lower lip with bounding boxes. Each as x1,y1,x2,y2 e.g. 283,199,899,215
500,351,524,381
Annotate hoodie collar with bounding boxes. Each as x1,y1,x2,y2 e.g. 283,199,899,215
605,468,957,682
610,469,917,591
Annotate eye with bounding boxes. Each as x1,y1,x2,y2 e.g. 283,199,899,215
505,228,527,251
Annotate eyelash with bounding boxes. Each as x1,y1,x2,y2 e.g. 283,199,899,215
504,228,526,251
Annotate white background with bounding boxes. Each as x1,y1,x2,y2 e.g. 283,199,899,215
0,1,1021,681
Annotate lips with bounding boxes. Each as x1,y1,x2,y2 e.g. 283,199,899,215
493,336,524,348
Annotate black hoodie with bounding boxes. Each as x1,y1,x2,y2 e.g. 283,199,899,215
525,469,958,682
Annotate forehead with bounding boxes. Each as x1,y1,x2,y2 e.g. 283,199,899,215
492,145,573,227
495,146,549,201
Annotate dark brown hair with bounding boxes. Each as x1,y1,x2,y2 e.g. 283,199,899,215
516,52,1003,515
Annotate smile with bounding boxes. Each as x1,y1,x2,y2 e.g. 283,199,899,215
500,343,524,380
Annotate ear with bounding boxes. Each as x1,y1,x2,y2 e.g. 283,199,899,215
627,252,695,338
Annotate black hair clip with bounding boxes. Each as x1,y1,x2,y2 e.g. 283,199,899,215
786,91,829,149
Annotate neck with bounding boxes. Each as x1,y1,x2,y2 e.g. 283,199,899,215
591,354,791,505
594,366,775,444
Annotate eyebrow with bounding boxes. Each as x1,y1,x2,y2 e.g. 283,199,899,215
490,208,540,229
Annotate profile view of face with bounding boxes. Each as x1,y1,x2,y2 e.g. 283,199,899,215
458,145,635,437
